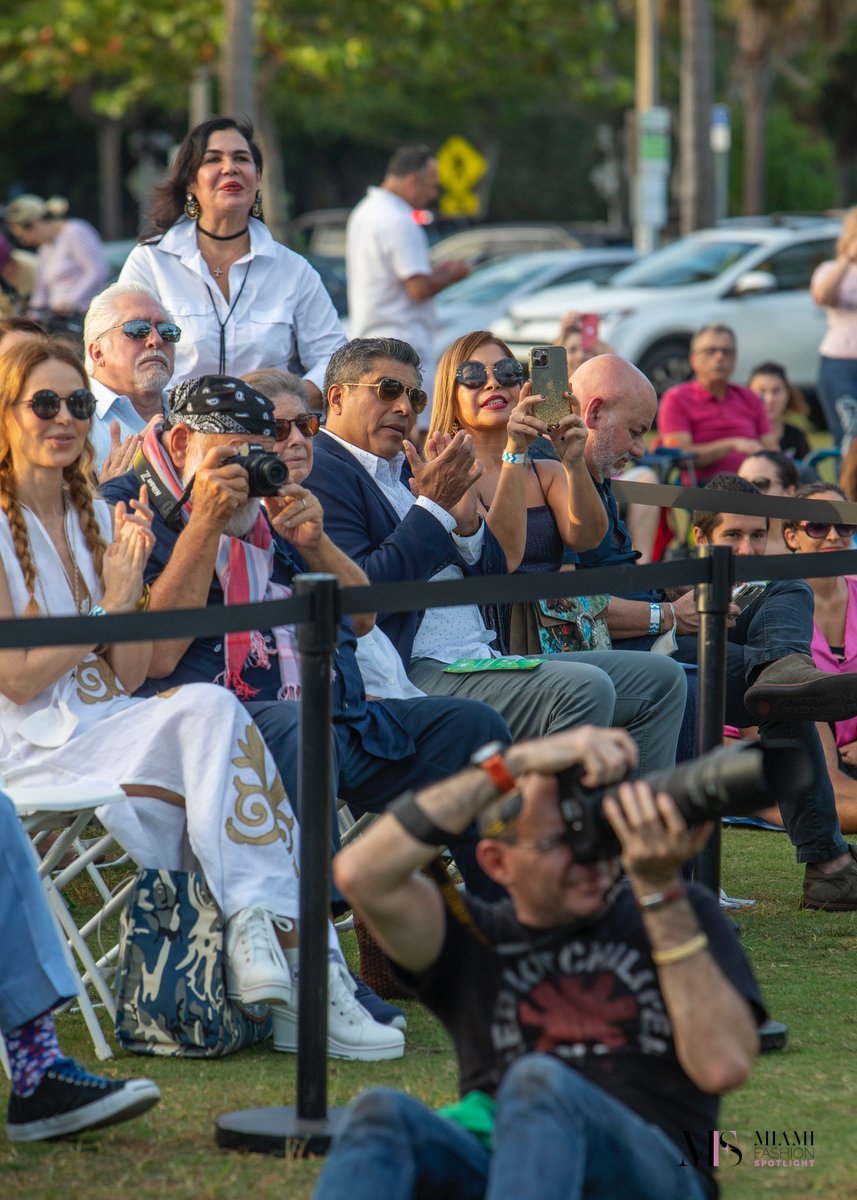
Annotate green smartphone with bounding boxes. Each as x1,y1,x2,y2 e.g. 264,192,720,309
528,345,569,426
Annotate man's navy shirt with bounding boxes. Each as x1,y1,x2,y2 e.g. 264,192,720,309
102,468,414,760
567,476,660,603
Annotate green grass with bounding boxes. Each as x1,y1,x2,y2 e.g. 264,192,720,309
3,828,856,1199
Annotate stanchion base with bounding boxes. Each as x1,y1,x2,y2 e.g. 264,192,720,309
760,1019,788,1053
215,1105,348,1156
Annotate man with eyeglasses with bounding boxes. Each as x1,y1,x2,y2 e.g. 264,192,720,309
658,323,779,482
307,337,688,782
84,281,181,482
346,143,471,423
314,725,764,1200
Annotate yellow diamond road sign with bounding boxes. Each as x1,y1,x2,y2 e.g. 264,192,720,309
437,136,487,217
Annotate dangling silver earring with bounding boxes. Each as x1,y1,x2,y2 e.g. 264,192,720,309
251,190,264,220
184,192,201,220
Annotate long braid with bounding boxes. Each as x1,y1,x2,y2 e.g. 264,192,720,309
0,455,40,616
65,451,106,583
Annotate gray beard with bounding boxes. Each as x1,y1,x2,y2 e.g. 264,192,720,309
223,499,262,538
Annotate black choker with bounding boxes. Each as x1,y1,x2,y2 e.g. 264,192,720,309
197,224,249,241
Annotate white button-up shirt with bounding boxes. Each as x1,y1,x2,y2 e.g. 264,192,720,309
324,430,497,663
118,217,346,393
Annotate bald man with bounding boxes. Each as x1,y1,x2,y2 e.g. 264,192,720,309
569,355,857,909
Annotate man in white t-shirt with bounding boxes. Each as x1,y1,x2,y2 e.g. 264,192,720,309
346,144,470,422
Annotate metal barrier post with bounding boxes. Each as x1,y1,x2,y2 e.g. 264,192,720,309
216,573,346,1155
694,544,734,892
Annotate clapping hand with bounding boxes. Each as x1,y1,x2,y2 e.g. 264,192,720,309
102,485,155,611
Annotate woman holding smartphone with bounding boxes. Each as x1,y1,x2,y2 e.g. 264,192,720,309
429,330,607,652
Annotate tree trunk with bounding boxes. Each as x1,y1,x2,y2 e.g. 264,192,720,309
220,0,256,122
679,0,715,234
255,88,289,242
741,58,770,214
96,116,124,240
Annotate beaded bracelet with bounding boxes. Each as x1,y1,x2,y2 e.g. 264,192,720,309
651,933,709,966
501,450,526,466
88,605,107,617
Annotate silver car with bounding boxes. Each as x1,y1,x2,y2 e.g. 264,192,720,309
493,217,840,394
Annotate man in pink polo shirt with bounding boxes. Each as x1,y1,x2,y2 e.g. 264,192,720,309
657,324,779,481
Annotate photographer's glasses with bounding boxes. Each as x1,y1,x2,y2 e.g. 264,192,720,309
274,413,321,441
456,357,524,390
97,319,182,343
799,521,857,540
18,389,97,421
349,378,428,415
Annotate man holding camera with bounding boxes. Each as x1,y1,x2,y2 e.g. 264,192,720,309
316,726,764,1200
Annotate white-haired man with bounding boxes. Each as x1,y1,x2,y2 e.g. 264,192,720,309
83,280,180,481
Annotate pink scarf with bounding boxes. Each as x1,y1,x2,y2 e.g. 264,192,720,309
141,424,301,701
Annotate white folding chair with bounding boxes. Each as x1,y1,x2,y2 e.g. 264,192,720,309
7,782,135,1062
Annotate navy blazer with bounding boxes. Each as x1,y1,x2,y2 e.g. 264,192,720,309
305,431,507,664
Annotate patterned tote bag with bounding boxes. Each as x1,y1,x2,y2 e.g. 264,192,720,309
114,868,271,1057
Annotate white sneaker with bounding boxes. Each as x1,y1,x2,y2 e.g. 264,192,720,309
271,960,405,1061
224,907,291,1006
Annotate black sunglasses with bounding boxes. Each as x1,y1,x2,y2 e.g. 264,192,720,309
456,357,524,389
748,477,774,492
800,522,857,540
351,378,428,415
97,319,182,343
20,389,97,421
275,412,321,441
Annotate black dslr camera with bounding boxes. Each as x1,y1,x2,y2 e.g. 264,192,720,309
225,442,288,497
555,741,809,863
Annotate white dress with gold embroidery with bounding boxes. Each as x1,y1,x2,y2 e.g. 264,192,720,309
0,500,301,923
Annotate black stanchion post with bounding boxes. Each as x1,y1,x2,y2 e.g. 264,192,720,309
694,544,734,893
215,573,347,1155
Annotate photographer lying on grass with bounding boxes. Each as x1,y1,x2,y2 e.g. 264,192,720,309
316,726,766,1200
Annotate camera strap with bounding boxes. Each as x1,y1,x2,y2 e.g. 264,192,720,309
132,446,194,531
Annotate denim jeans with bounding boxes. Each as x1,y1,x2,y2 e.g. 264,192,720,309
314,1057,707,1200
817,355,857,444
675,579,847,863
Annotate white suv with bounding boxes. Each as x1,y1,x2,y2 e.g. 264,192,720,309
492,217,840,394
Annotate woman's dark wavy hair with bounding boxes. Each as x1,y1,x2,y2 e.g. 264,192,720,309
144,117,263,236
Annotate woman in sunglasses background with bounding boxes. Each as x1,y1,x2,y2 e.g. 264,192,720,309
737,449,800,555
430,330,608,653
4,194,108,337
781,482,857,832
119,116,345,405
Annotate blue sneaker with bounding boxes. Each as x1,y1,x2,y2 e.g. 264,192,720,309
351,972,407,1031
7,1057,160,1142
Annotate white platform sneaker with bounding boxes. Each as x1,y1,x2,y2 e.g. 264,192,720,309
224,907,292,1006
271,958,405,1061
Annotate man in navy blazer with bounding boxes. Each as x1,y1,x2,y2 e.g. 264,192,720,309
305,338,687,777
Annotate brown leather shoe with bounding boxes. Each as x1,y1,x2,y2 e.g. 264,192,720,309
801,846,857,911
744,653,857,722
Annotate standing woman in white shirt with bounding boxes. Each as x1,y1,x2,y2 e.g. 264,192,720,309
119,117,345,406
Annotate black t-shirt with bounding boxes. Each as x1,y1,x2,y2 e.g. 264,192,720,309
401,880,766,1199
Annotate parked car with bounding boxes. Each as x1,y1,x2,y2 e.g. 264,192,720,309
492,216,841,395
434,247,637,356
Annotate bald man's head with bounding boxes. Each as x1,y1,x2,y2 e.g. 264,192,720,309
571,354,657,481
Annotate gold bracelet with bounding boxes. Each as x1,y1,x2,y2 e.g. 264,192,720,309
651,933,709,966
134,583,151,612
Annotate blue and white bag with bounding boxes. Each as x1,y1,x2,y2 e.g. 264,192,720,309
114,868,271,1057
